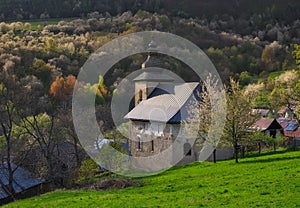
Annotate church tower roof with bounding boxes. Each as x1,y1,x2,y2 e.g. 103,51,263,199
135,40,174,83
141,40,163,69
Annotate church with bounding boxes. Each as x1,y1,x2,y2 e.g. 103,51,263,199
124,41,233,165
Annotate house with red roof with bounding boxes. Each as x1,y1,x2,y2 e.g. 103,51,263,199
276,117,300,147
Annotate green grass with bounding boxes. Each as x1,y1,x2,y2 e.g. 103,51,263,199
28,20,60,30
4,150,300,208
24,18,76,30
269,71,285,79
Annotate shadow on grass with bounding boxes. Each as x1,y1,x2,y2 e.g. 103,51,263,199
135,148,300,178
244,147,299,159
241,151,300,164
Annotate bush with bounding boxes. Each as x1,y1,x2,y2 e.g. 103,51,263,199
77,159,100,184
0,22,11,33
44,24,60,33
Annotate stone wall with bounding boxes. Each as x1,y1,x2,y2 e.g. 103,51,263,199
129,121,174,157
129,120,233,166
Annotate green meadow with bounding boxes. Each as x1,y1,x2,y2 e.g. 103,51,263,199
5,150,300,208
22,19,75,30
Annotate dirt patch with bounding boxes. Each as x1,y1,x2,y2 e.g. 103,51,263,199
83,178,143,190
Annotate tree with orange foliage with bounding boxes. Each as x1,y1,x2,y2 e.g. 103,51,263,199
50,75,76,101
64,75,77,95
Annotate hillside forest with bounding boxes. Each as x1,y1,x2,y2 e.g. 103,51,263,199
0,1,300,191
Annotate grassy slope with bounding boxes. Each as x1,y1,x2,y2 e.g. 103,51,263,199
28,20,60,30
5,150,300,208
27,19,76,30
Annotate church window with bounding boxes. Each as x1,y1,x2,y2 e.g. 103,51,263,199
184,143,192,156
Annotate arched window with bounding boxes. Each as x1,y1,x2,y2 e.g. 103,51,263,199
184,143,192,156
137,135,142,151
151,140,154,152
138,90,143,103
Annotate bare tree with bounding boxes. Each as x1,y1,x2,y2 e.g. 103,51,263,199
0,73,22,197
18,104,66,183
58,108,82,167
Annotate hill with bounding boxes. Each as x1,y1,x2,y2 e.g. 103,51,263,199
1,0,300,24
4,150,300,208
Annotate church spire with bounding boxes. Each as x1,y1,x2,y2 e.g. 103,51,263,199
141,40,163,69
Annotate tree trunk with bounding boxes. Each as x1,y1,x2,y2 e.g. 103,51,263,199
7,167,15,195
42,147,58,185
273,142,276,152
213,149,217,163
6,136,16,196
258,141,261,154
46,154,59,185
235,148,239,163
73,136,80,167
234,141,239,163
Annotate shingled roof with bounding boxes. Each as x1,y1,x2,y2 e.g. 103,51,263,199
251,118,282,131
0,163,45,199
284,129,300,138
124,82,199,123
133,67,175,82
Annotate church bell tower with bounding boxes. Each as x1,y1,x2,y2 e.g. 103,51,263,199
133,40,174,106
